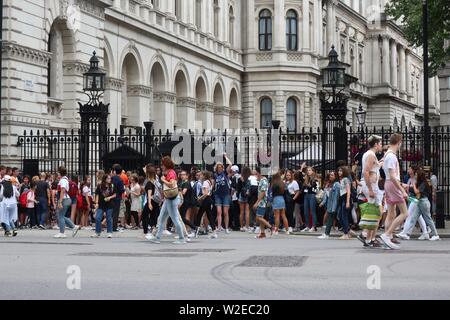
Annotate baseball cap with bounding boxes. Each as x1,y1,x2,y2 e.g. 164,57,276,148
231,165,239,173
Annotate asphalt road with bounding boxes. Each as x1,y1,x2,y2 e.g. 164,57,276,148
0,229,449,300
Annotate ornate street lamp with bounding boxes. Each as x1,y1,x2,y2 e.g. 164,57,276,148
83,51,106,106
355,103,367,129
319,46,357,179
79,51,109,178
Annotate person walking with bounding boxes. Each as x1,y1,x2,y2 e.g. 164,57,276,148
111,165,125,232
318,171,340,239
337,166,352,240
194,170,218,239
128,175,141,230
91,174,115,238
357,135,385,248
271,173,289,235
149,156,186,244
142,166,161,240
0,175,20,237
253,167,272,239
26,181,38,229
79,176,92,230
36,172,51,229
238,166,251,232
54,166,80,238
379,133,409,250
285,170,302,231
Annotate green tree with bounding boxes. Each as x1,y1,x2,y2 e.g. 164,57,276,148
385,0,450,76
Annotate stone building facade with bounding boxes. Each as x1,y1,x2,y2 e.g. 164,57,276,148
0,0,442,166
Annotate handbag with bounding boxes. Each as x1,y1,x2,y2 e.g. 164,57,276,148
163,184,179,200
315,189,325,204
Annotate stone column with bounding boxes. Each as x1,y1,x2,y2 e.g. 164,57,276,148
196,102,215,130
314,0,320,53
221,0,228,43
176,97,196,129
372,37,381,84
382,36,390,84
405,50,411,95
127,85,152,128
429,76,436,107
106,78,124,131
113,0,120,9
318,0,323,55
399,45,406,94
326,0,334,50
352,0,359,12
205,0,213,35
390,40,398,88
214,106,230,129
274,0,285,50
247,0,255,50
153,92,176,132
230,110,241,129
302,0,310,50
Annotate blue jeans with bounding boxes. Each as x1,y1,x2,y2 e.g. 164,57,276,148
156,197,185,240
57,198,75,233
95,208,113,234
337,195,350,234
303,194,317,228
416,198,438,237
38,197,49,226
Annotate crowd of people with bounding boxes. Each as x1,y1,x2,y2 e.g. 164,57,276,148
0,133,441,249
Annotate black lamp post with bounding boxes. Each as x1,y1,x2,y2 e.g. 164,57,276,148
320,46,357,179
355,104,367,131
422,0,430,165
79,51,109,177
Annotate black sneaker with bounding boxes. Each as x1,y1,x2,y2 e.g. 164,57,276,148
370,240,383,249
357,234,366,245
12,230,18,237
4,231,12,237
38,225,46,230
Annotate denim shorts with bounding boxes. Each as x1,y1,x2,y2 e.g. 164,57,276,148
71,197,77,205
215,194,231,207
256,207,266,217
238,194,248,203
272,195,286,210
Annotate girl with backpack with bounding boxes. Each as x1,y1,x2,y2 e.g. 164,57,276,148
271,173,289,235
68,176,79,223
0,175,20,237
54,167,80,238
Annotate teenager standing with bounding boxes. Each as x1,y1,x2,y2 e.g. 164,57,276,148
54,167,80,238
91,174,115,238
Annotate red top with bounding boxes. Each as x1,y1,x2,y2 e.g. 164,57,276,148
165,169,177,182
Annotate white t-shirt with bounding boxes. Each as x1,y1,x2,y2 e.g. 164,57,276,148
58,177,70,199
202,180,212,196
287,180,300,195
430,175,438,191
82,186,91,197
383,152,400,181
249,175,258,186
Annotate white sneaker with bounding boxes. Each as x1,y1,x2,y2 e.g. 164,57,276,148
308,227,316,233
207,226,213,232
285,230,290,235
318,234,329,239
72,225,81,237
52,225,59,230
90,233,100,238
240,227,246,232
145,233,155,240
254,227,261,234
53,233,66,239
209,233,218,239
188,232,195,238
397,233,410,240
430,235,440,241
162,230,172,236
418,233,430,240
248,227,254,233
186,237,191,242
288,227,293,233
380,233,400,250
225,229,231,234
301,227,310,232
107,233,112,238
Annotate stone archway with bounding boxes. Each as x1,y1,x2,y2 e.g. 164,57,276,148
213,82,228,129
151,61,173,132
174,70,195,129
121,53,141,127
195,76,212,130
229,88,240,129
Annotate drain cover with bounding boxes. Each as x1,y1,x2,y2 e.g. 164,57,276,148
238,256,308,268
71,252,196,258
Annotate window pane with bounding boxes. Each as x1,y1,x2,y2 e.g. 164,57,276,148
267,35,272,49
260,36,265,50
267,19,272,33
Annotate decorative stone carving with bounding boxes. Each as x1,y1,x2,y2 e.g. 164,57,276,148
62,0,106,19
176,97,196,109
2,41,52,67
127,85,152,97
197,102,214,113
63,61,90,75
153,91,176,103
214,106,230,115
287,53,303,62
230,110,242,118
106,77,125,91
47,98,63,119
256,53,273,62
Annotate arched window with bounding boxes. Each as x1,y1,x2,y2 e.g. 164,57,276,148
213,0,219,38
229,7,235,46
195,0,202,30
286,10,298,51
287,98,297,131
260,97,273,128
259,9,272,51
